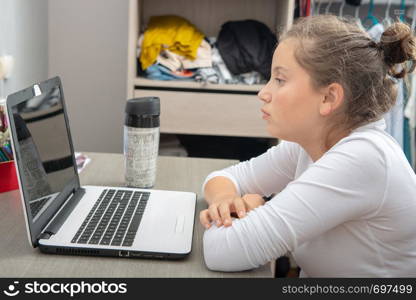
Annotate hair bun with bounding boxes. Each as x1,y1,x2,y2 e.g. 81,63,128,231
379,22,416,78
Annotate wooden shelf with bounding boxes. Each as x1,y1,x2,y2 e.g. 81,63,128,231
133,77,264,93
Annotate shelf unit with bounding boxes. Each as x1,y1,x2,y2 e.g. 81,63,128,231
127,0,295,138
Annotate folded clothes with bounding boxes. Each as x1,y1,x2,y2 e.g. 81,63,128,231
194,67,264,85
238,71,264,85
195,68,220,84
138,35,266,85
157,39,212,71
140,15,205,70
145,63,195,81
210,41,234,83
195,38,266,85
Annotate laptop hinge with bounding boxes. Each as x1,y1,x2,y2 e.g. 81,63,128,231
39,232,52,240
37,187,86,241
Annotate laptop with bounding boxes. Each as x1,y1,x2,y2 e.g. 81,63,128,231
6,76,196,259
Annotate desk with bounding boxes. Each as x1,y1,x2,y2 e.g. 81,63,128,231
0,152,273,277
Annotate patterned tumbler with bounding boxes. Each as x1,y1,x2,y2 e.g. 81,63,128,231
124,97,160,188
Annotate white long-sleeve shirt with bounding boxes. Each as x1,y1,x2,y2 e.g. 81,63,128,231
202,119,416,277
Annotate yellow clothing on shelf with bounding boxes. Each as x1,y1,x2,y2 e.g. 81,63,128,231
140,15,204,70
157,39,212,72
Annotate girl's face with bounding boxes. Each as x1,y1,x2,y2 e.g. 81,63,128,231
258,38,327,143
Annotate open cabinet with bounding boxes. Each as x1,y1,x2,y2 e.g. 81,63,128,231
127,0,295,138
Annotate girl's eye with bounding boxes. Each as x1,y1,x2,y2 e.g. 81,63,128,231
275,78,285,85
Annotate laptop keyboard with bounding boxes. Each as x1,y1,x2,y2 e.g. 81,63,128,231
71,189,149,247
30,196,52,218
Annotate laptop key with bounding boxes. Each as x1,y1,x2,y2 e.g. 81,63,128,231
77,237,89,244
111,239,122,246
122,240,133,247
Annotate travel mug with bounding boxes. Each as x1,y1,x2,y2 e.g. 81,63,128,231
124,97,160,188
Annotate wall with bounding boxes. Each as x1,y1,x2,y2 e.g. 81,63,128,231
48,0,129,153
0,0,48,99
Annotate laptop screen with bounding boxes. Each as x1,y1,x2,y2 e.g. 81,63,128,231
10,82,77,224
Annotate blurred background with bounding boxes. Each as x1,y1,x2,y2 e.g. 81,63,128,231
1,0,415,165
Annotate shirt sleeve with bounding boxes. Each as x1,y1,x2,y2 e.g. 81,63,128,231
201,141,301,197
203,139,388,272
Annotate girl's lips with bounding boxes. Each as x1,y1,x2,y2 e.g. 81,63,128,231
261,109,270,119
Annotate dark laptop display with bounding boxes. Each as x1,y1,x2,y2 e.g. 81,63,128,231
7,78,80,244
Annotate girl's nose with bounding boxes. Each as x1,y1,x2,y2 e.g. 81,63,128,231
258,87,272,103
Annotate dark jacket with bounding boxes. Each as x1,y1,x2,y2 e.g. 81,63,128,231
217,20,277,80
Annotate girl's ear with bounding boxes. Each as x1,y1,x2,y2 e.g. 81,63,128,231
319,83,344,116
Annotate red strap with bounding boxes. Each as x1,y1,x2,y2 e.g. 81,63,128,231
306,0,311,16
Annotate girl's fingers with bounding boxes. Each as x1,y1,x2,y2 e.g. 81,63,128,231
199,209,212,229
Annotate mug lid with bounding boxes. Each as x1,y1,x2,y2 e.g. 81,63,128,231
125,97,160,116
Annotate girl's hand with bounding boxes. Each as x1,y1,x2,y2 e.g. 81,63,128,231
241,193,266,211
199,194,265,229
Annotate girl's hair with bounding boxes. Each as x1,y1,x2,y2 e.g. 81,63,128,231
279,15,416,147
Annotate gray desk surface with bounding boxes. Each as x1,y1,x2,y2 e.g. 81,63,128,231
0,152,272,278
